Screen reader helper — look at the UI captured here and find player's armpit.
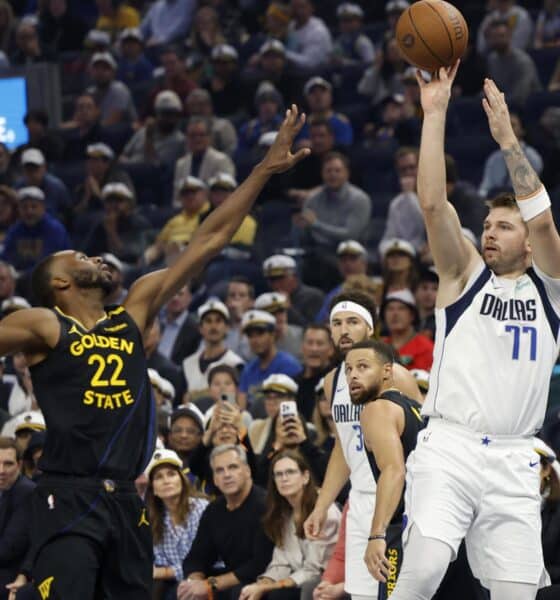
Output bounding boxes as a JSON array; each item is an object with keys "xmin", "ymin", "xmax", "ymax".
[{"xmin": 0, "ymin": 308, "xmax": 58, "ymax": 359}]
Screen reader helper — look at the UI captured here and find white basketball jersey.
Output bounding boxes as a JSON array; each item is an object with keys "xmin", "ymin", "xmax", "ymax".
[
  {"xmin": 423, "ymin": 262, "xmax": 560, "ymax": 435},
  {"xmin": 332, "ymin": 362, "xmax": 376, "ymax": 493}
]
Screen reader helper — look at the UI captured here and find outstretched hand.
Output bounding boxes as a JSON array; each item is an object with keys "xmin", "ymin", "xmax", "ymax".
[
  {"xmin": 415, "ymin": 61, "xmax": 460, "ymax": 116},
  {"xmin": 260, "ymin": 105, "xmax": 310, "ymax": 174},
  {"xmin": 482, "ymin": 78, "xmax": 517, "ymax": 148}
]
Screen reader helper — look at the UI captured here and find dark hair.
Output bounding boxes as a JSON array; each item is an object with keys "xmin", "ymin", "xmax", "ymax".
[
  {"xmin": 487, "ymin": 17, "xmax": 510, "ymax": 31},
  {"xmin": 145, "ymin": 463, "xmax": 196, "ymax": 544},
  {"xmin": 347, "ymin": 339, "xmax": 396, "ymax": 365},
  {"xmin": 160, "ymin": 44, "xmax": 184, "ymax": 59},
  {"xmin": 31, "ymin": 254, "xmax": 56, "ymax": 307},
  {"xmin": 24, "ymin": 109, "xmax": 48, "ymax": 127},
  {"xmin": 303, "ymin": 323, "xmax": 331, "ymax": 338},
  {"xmin": 329, "ymin": 289, "xmax": 377, "ymax": 326},
  {"xmin": 394, "ymin": 146, "xmax": 419, "ymax": 164},
  {"xmin": 485, "ymin": 192, "xmax": 519, "ymax": 211},
  {"xmin": 322, "ymin": 151, "xmax": 350, "ymax": 170},
  {"xmin": 208, "ymin": 364, "xmax": 239, "ymax": 386},
  {"xmin": 227, "ymin": 276, "xmax": 255, "ymax": 299},
  {"xmin": 309, "ymin": 118, "xmax": 334, "ymax": 135},
  {"xmin": 262, "ymin": 449, "xmax": 318, "ymax": 547},
  {"xmin": 0, "ymin": 436, "xmax": 21, "ymax": 460}
]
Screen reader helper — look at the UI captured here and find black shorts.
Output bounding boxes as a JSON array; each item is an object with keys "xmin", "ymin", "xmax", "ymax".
[
  {"xmin": 378, "ymin": 522, "xmax": 404, "ymax": 600},
  {"xmin": 29, "ymin": 475, "xmax": 152, "ymax": 600}
]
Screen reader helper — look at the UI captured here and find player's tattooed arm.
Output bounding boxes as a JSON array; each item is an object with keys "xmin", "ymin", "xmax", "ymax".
[{"xmin": 501, "ymin": 143, "xmax": 542, "ymax": 198}]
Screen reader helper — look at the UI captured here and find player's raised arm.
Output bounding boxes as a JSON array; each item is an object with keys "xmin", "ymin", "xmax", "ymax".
[
  {"xmin": 124, "ymin": 106, "xmax": 310, "ymax": 331},
  {"xmin": 0, "ymin": 308, "xmax": 57, "ymax": 359},
  {"xmin": 482, "ymin": 78, "xmax": 560, "ymax": 278},
  {"xmin": 416, "ymin": 63, "xmax": 480, "ymax": 286}
]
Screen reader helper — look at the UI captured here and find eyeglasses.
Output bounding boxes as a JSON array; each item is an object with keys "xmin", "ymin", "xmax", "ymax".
[
  {"xmin": 170, "ymin": 427, "xmax": 201, "ymax": 436},
  {"xmin": 273, "ymin": 468, "xmax": 300, "ymax": 480}
]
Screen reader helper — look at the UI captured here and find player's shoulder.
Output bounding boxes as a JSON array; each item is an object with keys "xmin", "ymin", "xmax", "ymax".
[{"xmin": 2, "ymin": 306, "xmax": 57, "ymax": 327}]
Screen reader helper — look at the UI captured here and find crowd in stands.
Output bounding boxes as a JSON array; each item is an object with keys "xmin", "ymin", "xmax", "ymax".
[{"xmin": 1, "ymin": 0, "xmax": 560, "ymax": 599}]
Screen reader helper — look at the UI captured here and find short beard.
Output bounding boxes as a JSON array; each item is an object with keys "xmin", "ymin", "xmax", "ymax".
[
  {"xmin": 350, "ymin": 382, "xmax": 380, "ymax": 406},
  {"xmin": 72, "ymin": 269, "xmax": 113, "ymax": 297}
]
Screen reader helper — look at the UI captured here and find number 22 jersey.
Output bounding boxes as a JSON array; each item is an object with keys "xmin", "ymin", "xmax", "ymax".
[
  {"xmin": 30, "ymin": 306, "xmax": 156, "ymax": 480},
  {"xmin": 424, "ymin": 261, "xmax": 560, "ymax": 436}
]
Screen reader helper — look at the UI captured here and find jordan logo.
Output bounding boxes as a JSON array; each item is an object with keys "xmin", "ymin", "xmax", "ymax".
[
  {"xmin": 138, "ymin": 508, "xmax": 150, "ymax": 527},
  {"xmin": 38, "ymin": 576, "xmax": 54, "ymax": 599},
  {"xmin": 68, "ymin": 324, "xmax": 83, "ymax": 336}
]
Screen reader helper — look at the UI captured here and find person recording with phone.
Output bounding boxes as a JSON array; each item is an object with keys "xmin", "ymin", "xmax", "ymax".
[{"xmin": 248, "ymin": 374, "xmax": 328, "ymax": 486}]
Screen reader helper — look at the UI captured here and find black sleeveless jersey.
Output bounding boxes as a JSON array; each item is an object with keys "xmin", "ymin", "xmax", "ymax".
[
  {"xmin": 364, "ymin": 389, "xmax": 425, "ymax": 523},
  {"xmin": 30, "ymin": 306, "xmax": 156, "ymax": 480}
]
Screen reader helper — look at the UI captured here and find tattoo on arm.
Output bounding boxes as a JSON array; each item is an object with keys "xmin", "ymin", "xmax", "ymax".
[{"xmin": 502, "ymin": 143, "xmax": 541, "ymax": 197}]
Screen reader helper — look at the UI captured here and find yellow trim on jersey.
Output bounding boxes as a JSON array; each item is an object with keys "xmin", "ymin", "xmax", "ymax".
[
  {"xmin": 107, "ymin": 306, "xmax": 125, "ymax": 317},
  {"xmin": 410, "ymin": 406, "xmax": 423, "ymax": 423},
  {"xmin": 54, "ymin": 306, "xmax": 109, "ymax": 331}
]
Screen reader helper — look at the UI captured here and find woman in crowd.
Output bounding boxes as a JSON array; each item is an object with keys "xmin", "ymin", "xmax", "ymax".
[
  {"xmin": 240, "ymin": 450, "xmax": 340, "ymax": 600},
  {"xmin": 145, "ymin": 448, "xmax": 209, "ymax": 600}
]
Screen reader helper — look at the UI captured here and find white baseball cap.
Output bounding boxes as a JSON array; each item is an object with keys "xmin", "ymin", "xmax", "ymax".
[
  {"xmin": 241, "ymin": 309, "xmax": 276, "ymax": 331},
  {"xmin": 379, "ymin": 238, "xmax": 416, "ymax": 260},
  {"xmin": 1, "ymin": 296, "xmax": 31, "ymax": 313},
  {"xmin": 145, "ymin": 448, "xmax": 183, "ymax": 478},
  {"xmin": 21, "ymin": 148, "xmax": 45, "ymax": 166},
  {"xmin": 148, "ymin": 368, "xmax": 175, "ymax": 400},
  {"xmin": 384, "ymin": 288, "xmax": 417, "ymax": 310},
  {"xmin": 263, "ymin": 254, "xmax": 296, "ymax": 277},
  {"xmin": 18, "ymin": 186, "xmax": 45, "ymax": 202},
  {"xmin": 178, "ymin": 176, "xmax": 207, "ymax": 192},
  {"xmin": 259, "ymin": 39, "xmax": 286, "ymax": 56},
  {"xmin": 262, "ymin": 373, "xmax": 298, "ymax": 395},
  {"xmin": 85, "ymin": 29, "xmax": 111, "ymax": 48},
  {"xmin": 304, "ymin": 76, "xmax": 332, "ymax": 96},
  {"xmin": 101, "ymin": 252, "xmax": 123, "ymax": 272},
  {"xmin": 337, "ymin": 240, "xmax": 367, "ymax": 257},
  {"xmin": 14, "ymin": 410, "xmax": 46, "ymax": 434},
  {"xmin": 197, "ymin": 298, "xmax": 230, "ymax": 322},
  {"xmin": 90, "ymin": 51, "xmax": 117, "ymax": 69},
  {"xmin": 337, "ymin": 3, "xmax": 364, "ymax": 18},
  {"xmin": 101, "ymin": 182, "xmax": 134, "ymax": 201},
  {"xmin": 155, "ymin": 90, "xmax": 182, "ymax": 112},
  {"xmin": 410, "ymin": 369, "xmax": 430, "ymax": 392},
  {"xmin": 211, "ymin": 44, "xmax": 239, "ymax": 61},
  {"xmin": 254, "ymin": 292, "xmax": 288, "ymax": 313},
  {"xmin": 119, "ymin": 27, "xmax": 143, "ymax": 43},
  {"xmin": 258, "ymin": 131, "xmax": 278, "ymax": 147},
  {"xmin": 86, "ymin": 142, "xmax": 114, "ymax": 160},
  {"xmin": 208, "ymin": 173, "xmax": 237, "ymax": 190}
]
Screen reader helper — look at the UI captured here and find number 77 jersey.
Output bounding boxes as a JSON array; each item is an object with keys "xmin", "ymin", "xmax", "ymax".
[
  {"xmin": 423, "ymin": 262, "xmax": 560, "ymax": 436},
  {"xmin": 29, "ymin": 305, "xmax": 156, "ymax": 480}
]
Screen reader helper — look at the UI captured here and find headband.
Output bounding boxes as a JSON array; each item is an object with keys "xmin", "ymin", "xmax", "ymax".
[{"xmin": 329, "ymin": 301, "xmax": 373, "ymax": 329}]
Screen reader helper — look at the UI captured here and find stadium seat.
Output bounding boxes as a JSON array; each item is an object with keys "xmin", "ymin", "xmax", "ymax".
[
  {"xmin": 527, "ymin": 47, "xmax": 560, "ymax": 88},
  {"xmin": 522, "ymin": 91, "xmax": 560, "ymax": 126},
  {"xmin": 446, "ymin": 134, "xmax": 496, "ymax": 186}
]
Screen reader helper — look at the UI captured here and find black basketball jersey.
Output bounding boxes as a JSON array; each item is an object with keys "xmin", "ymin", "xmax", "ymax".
[
  {"xmin": 364, "ymin": 389, "xmax": 425, "ymax": 523},
  {"xmin": 30, "ymin": 306, "xmax": 156, "ymax": 480}
]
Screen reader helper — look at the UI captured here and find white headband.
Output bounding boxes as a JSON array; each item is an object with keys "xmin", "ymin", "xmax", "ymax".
[{"xmin": 330, "ymin": 301, "xmax": 373, "ymax": 329}]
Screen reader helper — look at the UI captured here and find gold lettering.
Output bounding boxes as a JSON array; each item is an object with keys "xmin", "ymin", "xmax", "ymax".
[
  {"xmin": 123, "ymin": 389, "xmax": 134, "ymax": 405},
  {"xmin": 122, "ymin": 339, "xmax": 133, "ymax": 355},
  {"xmin": 81, "ymin": 334, "xmax": 94, "ymax": 349},
  {"xmin": 69, "ymin": 337, "xmax": 135, "ymax": 357},
  {"xmin": 83, "ymin": 390, "xmax": 95, "ymax": 405},
  {"xmin": 103, "ymin": 396, "xmax": 115, "ymax": 410},
  {"xmin": 38, "ymin": 576, "xmax": 54, "ymax": 599},
  {"xmin": 70, "ymin": 340, "xmax": 83, "ymax": 356},
  {"xmin": 82, "ymin": 389, "xmax": 135, "ymax": 409}
]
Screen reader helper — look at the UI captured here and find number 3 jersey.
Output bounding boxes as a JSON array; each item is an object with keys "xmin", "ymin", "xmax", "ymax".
[
  {"xmin": 424, "ymin": 261, "xmax": 560, "ymax": 436},
  {"xmin": 332, "ymin": 363, "xmax": 376, "ymax": 493},
  {"xmin": 30, "ymin": 306, "xmax": 156, "ymax": 480}
]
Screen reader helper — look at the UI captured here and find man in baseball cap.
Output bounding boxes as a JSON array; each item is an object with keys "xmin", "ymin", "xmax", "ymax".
[
  {"xmin": 255, "ymin": 292, "xmax": 303, "ymax": 359},
  {"xmin": 167, "ymin": 404, "xmax": 205, "ymax": 468},
  {"xmin": 334, "ymin": 3, "xmax": 375, "ymax": 66},
  {"xmin": 13, "ymin": 410, "xmax": 46, "ymax": 453}
]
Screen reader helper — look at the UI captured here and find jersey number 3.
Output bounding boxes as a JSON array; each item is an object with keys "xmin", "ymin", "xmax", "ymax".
[
  {"xmin": 352, "ymin": 424, "xmax": 364, "ymax": 452},
  {"xmin": 505, "ymin": 325, "xmax": 537, "ymax": 361}
]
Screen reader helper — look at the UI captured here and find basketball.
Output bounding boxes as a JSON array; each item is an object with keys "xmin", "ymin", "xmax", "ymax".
[{"xmin": 396, "ymin": 1, "xmax": 469, "ymax": 72}]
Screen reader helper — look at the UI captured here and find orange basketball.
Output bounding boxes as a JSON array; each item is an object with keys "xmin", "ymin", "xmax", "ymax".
[{"xmin": 396, "ymin": 0, "xmax": 469, "ymax": 72}]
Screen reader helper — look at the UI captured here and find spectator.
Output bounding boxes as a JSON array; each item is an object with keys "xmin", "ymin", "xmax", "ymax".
[
  {"xmin": 12, "ymin": 18, "xmax": 53, "ymax": 66},
  {"xmin": 186, "ymin": 89, "xmax": 238, "ymax": 157},
  {"xmin": 158, "ymin": 285, "xmax": 201, "ymax": 366},
  {"xmin": 1, "ymin": 187, "xmax": 70, "ymax": 272},
  {"xmin": 485, "ymin": 19, "xmax": 541, "ymax": 108},
  {"xmin": 84, "ymin": 28, "xmax": 112, "ymax": 53},
  {"xmin": 145, "ymin": 448, "xmax": 209, "ymax": 594},
  {"xmin": 415, "ymin": 267, "xmax": 438, "ymax": 341},
  {"xmin": 285, "ymin": 0, "xmax": 333, "ymax": 72},
  {"xmin": 167, "ymin": 405, "xmax": 205, "ymax": 470},
  {"xmin": 331, "ymin": 3, "xmax": 375, "ymax": 65},
  {"xmin": 60, "ymin": 93, "xmax": 104, "ymax": 160},
  {"xmin": 0, "ymin": 437, "xmax": 36, "ymax": 599},
  {"xmin": 534, "ymin": 0, "xmax": 560, "ymax": 48},
  {"xmin": 38, "ymin": 0, "xmax": 88, "ymax": 54},
  {"xmin": 241, "ymin": 450, "xmax": 339, "ymax": 600},
  {"xmin": 17, "ymin": 149, "xmax": 71, "ymax": 220},
  {"xmin": 87, "ymin": 52, "xmax": 138, "ymax": 126},
  {"xmin": 203, "ymin": 365, "xmax": 253, "ymax": 431},
  {"xmin": 145, "ymin": 46, "xmax": 197, "ymax": 117},
  {"xmin": 238, "ymin": 310, "xmax": 302, "ymax": 411},
  {"xmin": 297, "ymin": 154, "xmax": 371, "ymax": 287},
  {"xmin": 100, "ymin": 252, "xmax": 127, "ymax": 305},
  {"xmin": 146, "ymin": 176, "xmax": 211, "ymax": 266},
  {"xmin": 385, "ymin": 0, "xmax": 409, "ymax": 34},
  {"xmin": 311, "ymin": 378, "xmax": 337, "ymax": 454},
  {"xmin": 255, "ymin": 292, "xmax": 303, "ymax": 361},
  {"xmin": 479, "ymin": 112, "xmax": 543, "ymax": 197},
  {"xmin": 82, "ymin": 182, "xmax": 150, "ymax": 265},
  {"xmin": 263, "ymin": 255, "xmax": 325, "ymax": 327},
  {"xmin": 140, "ymin": 0, "xmax": 196, "ymax": 48},
  {"xmin": 74, "ymin": 142, "xmax": 134, "ymax": 216},
  {"xmin": 0, "ymin": 1, "xmax": 15, "ymax": 57},
  {"xmin": 0, "ymin": 188, "xmax": 18, "ymax": 252},
  {"xmin": 12, "ymin": 411, "xmax": 45, "ymax": 455},
  {"xmin": 95, "ymin": 0, "xmax": 140, "ymax": 39},
  {"xmin": 379, "ymin": 238, "xmax": 418, "ymax": 294},
  {"xmin": 121, "ymin": 90, "xmax": 185, "ymax": 166},
  {"xmin": 363, "ymin": 93, "xmax": 420, "ymax": 147},
  {"xmin": 116, "ymin": 27, "xmax": 153, "ymax": 85},
  {"xmin": 477, "ymin": 0, "xmax": 534, "ymax": 54},
  {"xmin": 182, "ymin": 300, "xmax": 244, "ymax": 400},
  {"xmin": 382, "ymin": 289, "xmax": 434, "ymax": 370},
  {"xmin": 380, "ymin": 146, "xmax": 426, "ymax": 253},
  {"xmin": 237, "ymin": 83, "xmax": 284, "ymax": 155},
  {"xmin": 21, "ymin": 429, "xmax": 45, "ymax": 482},
  {"xmin": 185, "ymin": 5, "xmax": 226, "ymax": 60},
  {"xmin": 174, "ymin": 118, "xmax": 236, "ymax": 202},
  {"xmin": 299, "ymin": 77, "xmax": 353, "ymax": 146},
  {"xmin": 295, "ymin": 325, "xmax": 334, "ymax": 421},
  {"xmin": 208, "ymin": 174, "xmax": 257, "ymax": 248},
  {"xmin": 205, "ymin": 44, "xmax": 246, "ymax": 118},
  {"xmin": 178, "ymin": 444, "xmax": 274, "ymax": 600},
  {"xmin": 0, "ymin": 143, "xmax": 14, "ymax": 188},
  {"xmin": 13, "ymin": 110, "xmax": 63, "ymax": 164},
  {"xmin": 225, "ymin": 276, "xmax": 255, "ymax": 362},
  {"xmin": 0, "ymin": 260, "xmax": 15, "ymax": 303},
  {"xmin": 315, "ymin": 240, "xmax": 369, "ymax": 324}
]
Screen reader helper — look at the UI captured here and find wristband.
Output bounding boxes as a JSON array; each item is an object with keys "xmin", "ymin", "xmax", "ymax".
[
  {"xmin": 517, "ymin": 187, "xmax": 551, "ymax": 222},
  {"xmin": 368, "ymin": 534, "xmax": 386, "ymax": 541}
]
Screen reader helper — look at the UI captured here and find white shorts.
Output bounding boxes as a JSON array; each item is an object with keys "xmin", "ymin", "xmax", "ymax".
[
  {"xmin": 403, "ymin": 419, "xmax": 549, "ymax": 589},
  {"xmin": 345, "ymin": 488, "xmax": 377, "ymax": 597}
]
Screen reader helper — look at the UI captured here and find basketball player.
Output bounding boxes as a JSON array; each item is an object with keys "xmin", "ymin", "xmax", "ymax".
[
  {"xmin": 345, "ymin": 339, "xmax": 424, "ymax": 598},
  {"xmin": 304, "ymin": 290, "xmax": 422, "ymax": 600},
  {"xmin": 388, "ymin": 66, "xmax": 560, "ymax": 600},
  {"xmin": 0, "ymin": 107, "xmax": 309, "ymax": 600}
]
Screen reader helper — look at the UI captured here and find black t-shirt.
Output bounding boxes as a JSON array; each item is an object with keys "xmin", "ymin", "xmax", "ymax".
[{"xmin": 30, "ymin": 306, "xmax": 155, "ymax": 480}]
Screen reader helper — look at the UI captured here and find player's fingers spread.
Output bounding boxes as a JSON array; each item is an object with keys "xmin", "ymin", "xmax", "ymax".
[
  {"xmin": 414, "ymin": 70, "xmax": 425, "ymax": 87},
  {"xmin": 293, "ymin": 147, "xmax": 311, "ymax": 164}
]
